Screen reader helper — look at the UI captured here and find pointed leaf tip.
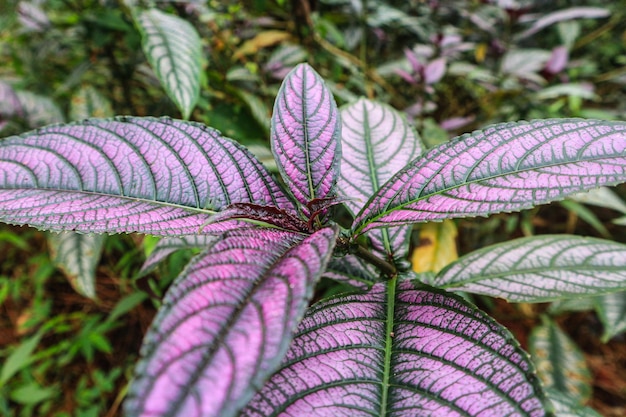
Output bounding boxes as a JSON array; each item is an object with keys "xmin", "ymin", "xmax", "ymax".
[
  {"xmin": 0, "ymin": 117, "xmax": 294, "ymax": 236},
  {"xmin": 271, "ymin": 63, "xmax": 341, "ymax": 215},
  {"xmin": 135, "ymin": 9, "xmax": 202, "ymax": 119},
  {"xmin": 435, "ymin": 235, "xmax": 626, "ymax": 302},
  {"xmin": 355, "ymin": 119, "xmax": 626, "ymax": 234},
  {"xmin": 125, "ymin": 226, "xmax": 338, "ymax": 417}
]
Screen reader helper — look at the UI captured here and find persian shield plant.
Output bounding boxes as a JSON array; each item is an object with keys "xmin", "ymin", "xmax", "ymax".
[{"xmin": 1, "ymin": 63, "xmax": 626, "ymax": 416}]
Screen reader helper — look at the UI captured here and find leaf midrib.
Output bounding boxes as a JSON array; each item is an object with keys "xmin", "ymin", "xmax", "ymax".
[{"xmin": 355, "ymin": 129, "xmax": 626, "ymax": 234}]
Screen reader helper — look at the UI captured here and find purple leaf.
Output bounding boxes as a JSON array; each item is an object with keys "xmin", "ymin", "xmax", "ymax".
[
  {"xmin": 354, "ymin": 119, "xmax": 626, "ymax": 234},
  {"xmin": 0, "ymin": 117, "xmax": 295, "ymax": 236},
  {"xmin": 340, "ymin": 99, "xmax": 422, "ymax": 258},
  {"xmin": 124, "ymin": 226, "xmax": 338, "ymax": 417},
  {"xmin": 404, "ymin": 48, "xmax": 423, "ymax": 74},
  {"xmin": 0, "ymin": 82, "xmax": 24, "ymax": 122},
  {"xmin": 14, "ymin": 90, "xmax": 64, "ymax": 127},
  {"xmin": 424, "ymin": 57, "xmax": 447, "ymax": 85},
  {"xmin": 207, "ymin": 203, "xmax": 309, "ymax": 232},
  {"xmin": 517, "ymin": 7, "xmax": 610, "ymax": 40},
  {"xmin": 440, "ymin": 115, "xmax": 476, "ymax": 131},
  {"xmin": 243, "ymin": 280, "xmax": 548, "ymax": 416},
  {"xmin": 395, "ymin": 68, "xmax": 417, "ymax": 85},
  {"xmin": 544, "ymin": 46, "xmax": 569, "ymax": 75},
  {"xmin": 435, "ymin": 235, "xmax": 626, "ymax": 302},
  {"xmin": 17, "ymin": 1, "xmax": 50, "ymax": 32},
  {"xmin": 271, "ymin": 63, "xmax": 341, "ymax": 215}
]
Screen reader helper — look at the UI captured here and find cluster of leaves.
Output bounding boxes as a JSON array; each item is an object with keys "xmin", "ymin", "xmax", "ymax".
[{"xmin": 0, "ymin": 0, "xmax": 626, "ymax": 416}]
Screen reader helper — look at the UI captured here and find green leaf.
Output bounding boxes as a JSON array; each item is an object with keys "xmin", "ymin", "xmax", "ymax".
[
  {"xmin": 529, "ymin": 317, "xmax": 592, "ymax": 404},
  {"xmin": 9, "ymin": 382, "xmax": 57, "ymax": 405},
  {"xmin": 0, "ymin": 330, "xmax": 44, "ymax": 386},
  {"xmin": 594, "ymin": 291, "xmax": 626, "ymax": 342},
  {"xmin": 134, "ymin": 8, "xmax": 202, "ymax": 119},
  {"xmin": 105, "ymin": 291, "xmax": 148, "ymax": 324},
  {"xmin": 546, "ymin": 388, "xmax": 602, "ymax": 417},
  {"xmin": 569, "ymin": 186, "xmax": 626, "ymax": 215},
  {"xmin": 559, "ymin": 200, "xmax": 610, "ymax": 238},
  {"xmin": 48, "ymin": 232, "xmax": 105, "ymax": 299},
  {"xmin": 70, "ymin": 85, "xmax": 114, "ymax": 120}
]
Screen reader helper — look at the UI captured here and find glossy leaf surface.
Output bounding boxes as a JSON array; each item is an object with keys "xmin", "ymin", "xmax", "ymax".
[
  {"xmin": 243, "ymin": 280, "xmax": 547, "ymax": 417},
  {"xmin": 355, "ymin": 119, "xmax": 626, "ymax": 234},
  {"xmin": 340, "ymin": 99, "xmax": 421, "ymax": 258},
  {"xmin": 0, "ymin": 117, "xmax": 293, "ymax": 236},
  {"xmin": 271, "ymin": 63, "xmax": 341, "ymax": 213},
  {"xmin": 134, "ymin": 9, "xmax": 202, "ymax": 119},
  {"xmin": 435, "ymin": 235, "xmax": 626, "ymax": 302},
  {"xmin": 48, "ymin": 232, "xmax": 104, "ymax": 299},
  {"xmin": 125, "ymin": 227, "xmax": 337, "ymax": 417}
]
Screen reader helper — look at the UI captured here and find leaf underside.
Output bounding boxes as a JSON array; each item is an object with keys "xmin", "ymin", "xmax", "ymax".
[
  {"xmin": 125, "ymin": 227, "xmax": 337, "ymax": 417},
  {"xmin": 354, "ymin": 119, "xmax": 626, "ymax": 234},
  {"xmin": 135, "ymin": 9, "xmax": 202, "ymax": 119},
  {"xmin": 271, "ymin": 63, "xmax": 341, "ymax": 214},
  {"xmin": 0, "ymin": 117, "xmax": 294, "ymax": 236},
  {"xmin": 435, "ymin": 235, "xmax": 626, "ymax": 302},
  {"xmin": 243, "ymin": 280, "xmax": 547, "ymax": 417}
]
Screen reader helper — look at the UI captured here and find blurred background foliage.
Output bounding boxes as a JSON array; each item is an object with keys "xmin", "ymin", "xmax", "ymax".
[{"xmin": 0, "ymin": 0, "xmax": 625, "ymax": 415}]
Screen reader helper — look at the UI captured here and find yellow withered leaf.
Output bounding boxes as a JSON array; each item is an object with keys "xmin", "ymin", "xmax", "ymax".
[
  {"xmin": 412, "ymin": 219, "xmax": 458, "ymax": 273},
  {"xmin": 233, "ymin": 30, "xmax": 292, "ymax": 60}
]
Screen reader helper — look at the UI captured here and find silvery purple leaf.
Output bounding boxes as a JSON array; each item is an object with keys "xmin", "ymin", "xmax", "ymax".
[
  {"xmin": 544, "ymin": 46, "xmax": 569, "ymax": 75},
  {"xmin": 354, "ymin": 119, "xmax": 626, "ymax": 234},
  {"xmin": 243, "ymin": 280, "xmax": 548, "ymax": 416},
  {"xmin": 339, "ymin": 99, "xmax": 421, "ymax": 258},
  {"xmin": 139, "ymin": 235, "xmax": 218, "ymax": 276},
  {"xmin": 134, "ymin": 9, "xmax": 202, "ymax": 120},
  {"xmin": 517, "ymin": 7, "xmax": 610, "ymax": 40},
  {"xmin": 594, "ymin": 292, "xmax": 626, "ymax": 342},
  {"xmin": 435, "ymin": 235, "xmax": 626, "ymax": 302},
  {"xmin": 0, "ymin": 82, "xmax": 23, "ymax": 122},
  {"xmin": 271, "ymin": 64, "xmax": 341, "ymax": 215},
  {"xmin": 404, "ymin": 48, "xmax": 423, "ymax": 74},
  {"xmin": 424, "ymin": 57, "xmax": 447, "ymax": 85},
  {"xmin": 124, "ymin": 227, "xmax": 337, "ymax": 417},
  {"xmin": 0, "ymin": 117, "xmax": 294, "ymax": 236},
  {"xmin": 17, "ymin": 1, "xmax": 50, "ymax": 33},
  {"xmin": 14, "ymin": 90, "xmax": 64, "ymax": 127},
  {"xmin": 48, "ymin": 232, "xmax": 105, "ymax": 299}
]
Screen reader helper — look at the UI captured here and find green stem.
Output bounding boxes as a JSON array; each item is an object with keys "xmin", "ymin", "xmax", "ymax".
[
  {"xmin": 351, "ymin": 243, "xmax": 397, "ymax": 278},
  {"xmin": 380, "ymin": 275, "xmax": 397, "ymax": 415}
]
